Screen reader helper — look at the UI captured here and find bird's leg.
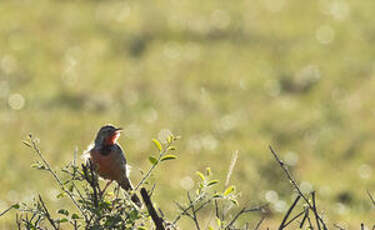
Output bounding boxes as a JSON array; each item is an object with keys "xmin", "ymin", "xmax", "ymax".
[{"xmin": 101, "ymin": 180, "xmax": 113, "ymax": 195}]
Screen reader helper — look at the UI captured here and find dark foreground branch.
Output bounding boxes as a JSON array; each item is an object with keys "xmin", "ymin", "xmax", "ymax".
[{"xmin": 140, "ymin": 188, "xmax": 165, "ymax": 230}]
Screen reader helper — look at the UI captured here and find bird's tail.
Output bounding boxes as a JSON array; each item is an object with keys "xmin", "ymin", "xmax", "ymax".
[{"xmin": 119, "ymin": 178, "xmax": 142, "ymax": 208}]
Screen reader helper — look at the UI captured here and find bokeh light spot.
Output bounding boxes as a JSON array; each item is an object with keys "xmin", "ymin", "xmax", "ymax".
[
  {"xmin": 358, "ymin": 164, "xmax": 372, "ymax": 179},
  {"xmin": 265, "ymin": 190, "xmax": 278, "ymax": 203},
  {"xmin": 284, "ymin": 151, "xmax": 298, "ymax": 166},
  {"xmin": 300, "ymin": 181, "xmax": 313, "ymax": 193},
  {"xmin": 8, "ymin": 93, "xmax": 25, "ymax": 110},
  {"xmin": 180, "ymin": 176, "xmax": 194, "ymax": 191}
]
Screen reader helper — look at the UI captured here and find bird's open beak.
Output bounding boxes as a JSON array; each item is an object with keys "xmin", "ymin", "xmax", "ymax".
[{"xmin": 114, "ymin": 127, "xmax": 123, "ymax": 133}]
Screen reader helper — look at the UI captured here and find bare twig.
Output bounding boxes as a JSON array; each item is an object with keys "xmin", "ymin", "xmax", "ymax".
[
  {"xmin": 269, "ymin": 146, "xmax": 327, "ymax": 230},
  {"xmin": 225, "ymin": 150, "xmax": 239, "ymax": 187},
  {"xmin": 278, "ymin": 195, "xmax": 301, "ymax": 229},
  {"xmin": 172, "ymin": 192, "xmax": 204, "ymax": 225},
  {"xmin": 299, "ymin": 207, "xmax": 309, "ymax": 229},
  {"xmin": 311, "ymin": 191, "xmax": 322, "ymax": 230},
  {"xmin": 214, "ymin": 199, "xmax": 220, "ymax": 221},
  {"xmin": 140, "ymin": 188, "xmax": 165, "ymax": 230},
  {"xmin": 254, "ymin": 216, "xmax": 265, "ymax": 230},
  {"xmin": 188, "ymin": 192, "xmax": 201, "ymax": 230},
  {"xmin": 0, "ymin": 205, "xmax": 16, "ymax": 217},
  {"xmin": 225, "ymin": 205, "xmax": 266, "ymax": 229},
  {"xmin": 367, "ymin": 190, "xmax": 375, "ymax": 207},
  {"xmin": 16, "ymin": 214, "xmax": 21, "ymax": 230},
  {"xmin": 284, "ymin": 210, "xmax": 304, "ymax": 227},
  {"xmin": 38, "ymin": 195, "xmax": 58, "ymax": 230},
  {"xmin": 269, "ymin": 146, "xmax": 310, "ymax": 204},
  {"xmin": 26, "ymin": 136, "xmax": 86, "ymax": 219}
]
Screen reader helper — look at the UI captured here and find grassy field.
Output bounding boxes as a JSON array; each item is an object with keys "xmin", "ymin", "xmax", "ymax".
[{"xmin": 0, "ymin": 0, "xmax": 374, "ymax": 228}]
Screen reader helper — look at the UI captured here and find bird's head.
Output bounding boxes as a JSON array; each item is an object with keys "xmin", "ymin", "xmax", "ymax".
[{"xmin": 94, "ymin": 125, "xmax": 123, "ymax": 146}]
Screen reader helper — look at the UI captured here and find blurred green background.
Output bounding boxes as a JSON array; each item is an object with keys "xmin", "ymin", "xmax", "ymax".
[{"xmin": 0, "ymin": 0, "xmax": 374, "ymax": 228}]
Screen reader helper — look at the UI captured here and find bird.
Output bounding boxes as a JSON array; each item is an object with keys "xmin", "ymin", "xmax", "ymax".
[{"xmin": 87, "ymin": 124, "xmax": 142, "ymax": 207}]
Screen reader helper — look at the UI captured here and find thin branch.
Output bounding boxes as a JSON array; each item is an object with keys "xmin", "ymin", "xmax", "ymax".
[
  {"xmin": 367, "ymin": 190, "xmax": 375, "ymax": 207},
  {"xmin": 254, "ymin": 216, "xmax": 265, "ymax": 230},
  {"xmin": 311, "ymin": 191, "xmax": 322, "ymax": 230},
  {"xmin": 225, "ymin": 150, "xmax": 239, "ymax": 187},
  {"xmin": 175, "ymin": 201, "xmax": 194, "ymax": 219},
  {"xmin": 269, "ymin": 146, "xmax": 310, "ymax": 205},
  {"xmin": 26, "ymin": 136, "xmax": 86, "ymax": 219},
  {"xmin": 172, "ymin": 193, "xmax": 204, "ymax": 225},
  {"xmin": 134, "ymin": 142, "xmax": 172, "ymax": 191},
  {"xmin": 284, "ymin": 210, "xmax": 304, "ymax": 227},
  {"xmin": 225, "ymin": 205, "xmax": 266, "ymax": 229},
  {"xmin": 278, "ymin": 195, "xmax": 301, "ymax": 229},
  {"xmin": 269, "ymin": 146, "xmax": 327, "ymax": 230},
  {"xmin": 38, "ymin": 195, "xmax": 58, "ymax": 230},
  {"xmin": 214, "ymin": 199, "xmax": 220, "ymax": 220},
  {"xmin": 0, "ymin": 205, "xmax": 16, "ymax": 217},
  {"xmin": 299, "ymin": 207, "xmax": 309, "ymax": 229},
  {"xmin": 188, "ymin": 192, "xmax": 201, "ymax": 230}
]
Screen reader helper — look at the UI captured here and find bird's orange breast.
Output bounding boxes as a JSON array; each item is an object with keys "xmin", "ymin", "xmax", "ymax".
[{"xmin": 90, "ymin": 148, "xmax": 122, "ymax": 181}]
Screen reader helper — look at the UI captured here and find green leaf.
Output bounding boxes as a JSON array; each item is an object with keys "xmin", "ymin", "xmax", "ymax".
[
  {"xmin": 71, "ymin": 213, "xmax": 80, "ymax": 219},
  {"xmin": 56, "ymin": 192, "xmax": 65, "ymax": 199},
  {"xmin": 167, "ymin": 135, "xmax": 173, "ymax": 144},
  {"xmin": 57, "ymin": 209, "xmax": 69, "ymax": 216},
  {"xmin": 12, "ymin": 203, "xmax": 20, "ymax": 209},
  {"xmin": 206, "ymin": 167, "xmax": 212, "ymax": 176},
  {"xmin": 68, "ymin": 184, "xmax": 74, "ymax": 192},
  {"xmin": 138, "ymin": 227, "xmax": 147, "ymax": 230},
  {"xmin": 23, "ymin": 141, "xmax": 32, "ymax": 148},
  {"xmin": 207, "ymin": 180, "xmax": 219, "ymax": 186},
  {"xmin": 196, "ymin": 171, "xmax": 205, "ymax": 181},
  {"xmin": 208, "ymin": 227, "xmax": 214, "ymax": 230},
  {"xmin": 148, "ymin": 156, "xmax": 158, "ymax": 165},
  {"xmin": 152, "ymin": 138, "xmax": 162, "ymax": 151},
  {"xmin": 167, "ymin": 146, "xmax": 176, "ymax": 151},
  {"xmin": 230, "ymin": 198, "xmax": 239, "ymax": 206},
  {"xmin": 212, "ymin": 193, "xmax": 221, "ymax": 198},
  {"xmin": 216, "ymin": 217, "xmax": 222, "ymax": 227},
  {"xmin": 160, "ymin": 154, "xmax": 177, "ymax": 161},
  {"xmin": 57, "ymin": 218, "xmax": 68, "ymax": 223},
  {"xmin": 224, "ymin": 185, "xmax": 235, "ymax": 196}
]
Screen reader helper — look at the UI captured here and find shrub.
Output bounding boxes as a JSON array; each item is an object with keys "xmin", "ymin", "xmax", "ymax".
[{"xmin": 6, "ymin": 133, "xmax": 265, "ymax": 230}]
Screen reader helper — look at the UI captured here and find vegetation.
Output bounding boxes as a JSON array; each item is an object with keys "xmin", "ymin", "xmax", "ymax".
[{"xmin": 0, "ymin": 0, "xmax": 374, "ymax": 228}]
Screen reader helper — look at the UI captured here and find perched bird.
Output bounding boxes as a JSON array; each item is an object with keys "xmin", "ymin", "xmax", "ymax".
[{"xmin": 87, "ymin": 124, "xmax": 142, "ymax": 207}]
